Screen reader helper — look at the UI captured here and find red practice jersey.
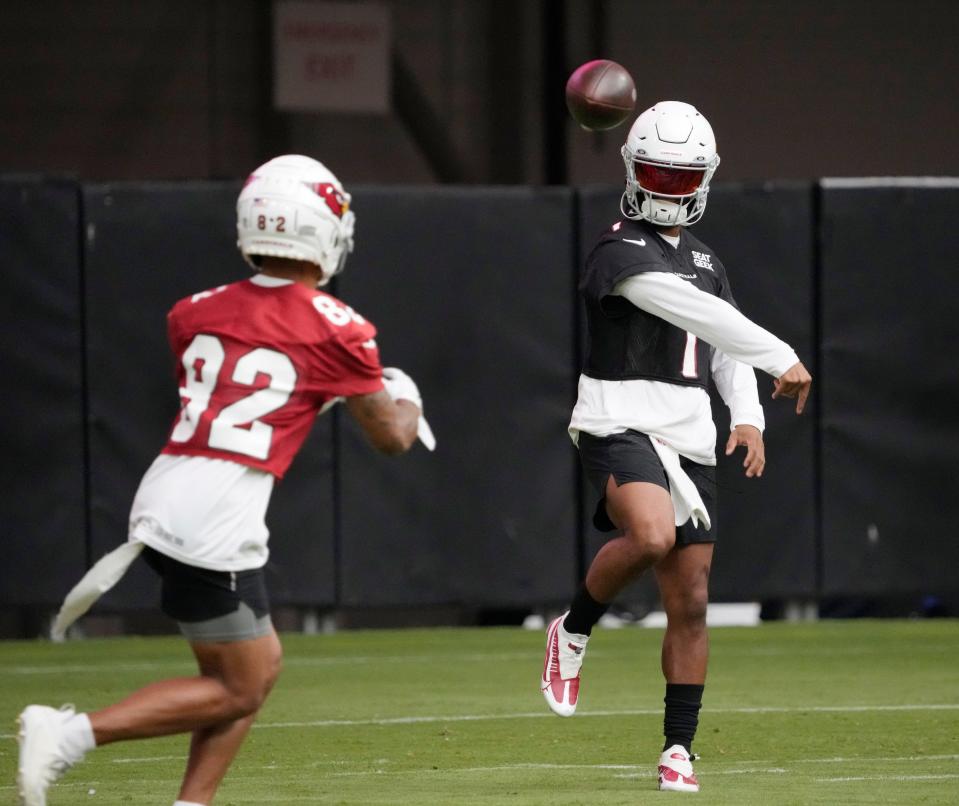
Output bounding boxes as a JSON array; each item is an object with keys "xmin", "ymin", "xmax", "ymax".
[{"xmin": 161, "ymin": 276, "xmax": 384, "ymax": 477}]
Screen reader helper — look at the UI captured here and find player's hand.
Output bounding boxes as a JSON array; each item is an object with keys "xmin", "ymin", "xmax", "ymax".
[
  {"xmin": 382, "ymin": 367, "xmax": 436, "ymax": 451},
  {"xmin": 772, "ymin": 361, "xmax": 812, "ymax": 414},
  {"xmin": 382, "ymin": 367, "xmax": 422, "ymax": 411},
  {"xmin": 725, "ymin": 424, "xmax": 765, "ymax": 478}
]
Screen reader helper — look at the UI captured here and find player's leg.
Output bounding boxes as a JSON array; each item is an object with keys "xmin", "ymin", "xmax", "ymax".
[
  {"xmin": 92, "ymin": 554, "xmax": 279, "ymax": 746},
  {"xmin": 653, "ymin": 541, "xmax": 712, "ymax": 793},
  {"xmin": 656, "ymin": 461, "xmax": 716, "ymax": 744},
  {"xmin": 652, "ymin": 459, "xmax": 716, "ymax": 793},
  {"xmin": 584, "ymin": 476, "xmax": 677, "ymax": 602},
  {"xmin": 176, "ymin": 629, "xmax": 283, "ymax": 804},
  {"xmin": 656, "ymin": 541, "xmax": 713, "ymax": 711},
  {"xmin": 89, "ymin": 629, "xmax": 280, "ymax": 743},
  {"xmin": 16, "ymin": 629, "xmax": 280, "ymax": 806},
  {"xmin": 571, "ymin": 431, "xmax": 679, "ymax": 627},
  {"xmin": 17, "ymin": 552, "xmax": 279, "ymax": 806},
  {"xmin": 544, "ymin": 432, "xmax": 677, "ymax": 716}
]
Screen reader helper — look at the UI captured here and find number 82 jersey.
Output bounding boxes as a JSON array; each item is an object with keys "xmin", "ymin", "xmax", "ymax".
[{"xmin": 161, "ymin": 275, "xmax": 384, "ymax": 478}]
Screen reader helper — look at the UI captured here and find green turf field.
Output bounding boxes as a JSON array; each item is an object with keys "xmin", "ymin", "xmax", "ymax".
[{"xmin": 1, "ymin": 620, "xmax": 957, "ymax": 804}]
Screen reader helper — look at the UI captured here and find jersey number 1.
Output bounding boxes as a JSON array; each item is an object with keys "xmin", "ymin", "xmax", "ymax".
[
  {"xmin": 681, "ymin": 332, "xmax": 698, "ymax": 379},
  {"xmin": 169, "ymin": 334, "xmax": 297, "ymax": 460}
]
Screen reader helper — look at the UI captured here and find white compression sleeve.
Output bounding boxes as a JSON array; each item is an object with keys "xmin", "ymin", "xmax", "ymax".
[
  {"xmin": 711, "ymin": 349, "xmax": 765, "ymax": 432},
  {"xmin": 615, "ymin": 272, "xmax": 799, "ymax": 378}
]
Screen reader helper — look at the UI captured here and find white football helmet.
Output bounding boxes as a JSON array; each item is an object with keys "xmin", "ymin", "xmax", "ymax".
[
  {"xmin": 621, "ymin": 101, "xmax": 720, "ymax": 227},
  {"xmin": 237, "ymin": 154, "xmax": 355, "ymax": 285}
]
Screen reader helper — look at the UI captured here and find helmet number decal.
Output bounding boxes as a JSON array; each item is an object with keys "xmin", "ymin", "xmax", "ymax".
[
  {"xmin": 681, "ymin": 332, "xmax": 698, "ymax": 379},
  {"xmin": 170, "ymin": 334, "xmax": 297, "ymax": 460},
  {"xmin": 256, "ymin": 214, "xmax": 286, "ymax": 232}
]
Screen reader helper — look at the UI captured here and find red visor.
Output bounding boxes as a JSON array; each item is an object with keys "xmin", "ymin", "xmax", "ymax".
[{"xmin": 635, "ymin": 161, "xmax": 704, "ymax": 196}]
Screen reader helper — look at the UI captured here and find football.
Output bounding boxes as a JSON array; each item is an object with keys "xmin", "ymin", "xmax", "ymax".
[{"xmin": 565, "ymin": 59, "xmax": 636, "ymax": 131}]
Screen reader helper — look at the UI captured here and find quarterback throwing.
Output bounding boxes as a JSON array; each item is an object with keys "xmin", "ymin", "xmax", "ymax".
[{"xmin": 541, "ymin": 101, "xmax": 812, "ymax": 793}]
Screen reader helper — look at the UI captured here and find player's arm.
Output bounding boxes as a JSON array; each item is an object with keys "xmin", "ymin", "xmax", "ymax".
[
  {"xmin": 345, "ymin": 391, "xmax": 419, "ymax": 455},
  {"xmin": 615, "ymin": 272, "xmax": 812, "ymax": 413},
  {"xmin": 712, "ymin": 350, "xmax": 766, "ymax": 477}
]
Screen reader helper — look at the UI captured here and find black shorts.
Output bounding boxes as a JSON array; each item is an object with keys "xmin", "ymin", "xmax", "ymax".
[
  {"xmin": 577, "ymin": 429, "xmax": 717, "ymax": 545},
  {"xmin": 142, "ymin": 546, "xmax": 270, "ymax": 623}
]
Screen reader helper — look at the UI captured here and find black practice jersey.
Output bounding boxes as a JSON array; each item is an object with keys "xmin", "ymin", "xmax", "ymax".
[{"xmin": 580, "ymin": 218, "xmax": 737, "ymax": 389}]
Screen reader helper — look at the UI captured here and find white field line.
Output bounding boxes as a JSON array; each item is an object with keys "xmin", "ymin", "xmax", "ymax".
[
  {"xmin": 0, "ymin": 756, "xmax": 955, "ymax": 792},
  {"xmin": 817, "ymin": 774, "xmax": 959, "ymax": 783},
  {"xmin": 0, "ymin": 781, "xmax": 101, "ymax": 792},
  {"xmin": 252, "ymin": 703, "xmax": 959, "ymax": 730},
  {"xmin": 0, "ymin": 652, "xmax": 540, "ymax": 675},
  {"xmin": 329, "ymin": 763, "xmax": 790, "ymax": 779},
  {"xmin": 94, "ymin": 752, "xmax": 959, "ymax": 769},
  {"xmin": 1, "ymin": 703, "xmax": 956, "ymax": 741},
  {"xmin": 2, "ymin": 641, "xmax": 955, "ymax": 675},
  {"xmin": 612, "ymin": 769, "xmax": 788, "ymax": 779},
  {"xmin": 110, "ymin": 755, "xmax": 182, "ymax": 764}
]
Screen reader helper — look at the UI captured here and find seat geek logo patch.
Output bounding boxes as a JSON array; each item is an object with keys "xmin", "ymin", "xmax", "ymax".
[{"xmin": 691, "ymin": 250, "xmax": 714, "ymax": 271}]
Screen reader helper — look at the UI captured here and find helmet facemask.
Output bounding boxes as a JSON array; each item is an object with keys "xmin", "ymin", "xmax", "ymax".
[{"xmin": 621, "ymin": 149, "xmax": 720, "ymax": 226}]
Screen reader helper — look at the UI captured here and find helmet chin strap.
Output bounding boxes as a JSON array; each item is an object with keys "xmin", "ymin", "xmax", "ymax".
[{"xmin": 641, "ymin": 197, "xmax": 688, "ymax": 226}]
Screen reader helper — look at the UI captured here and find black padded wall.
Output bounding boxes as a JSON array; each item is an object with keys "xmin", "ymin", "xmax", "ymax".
[
  {"xmin": 576, "ymin": 184, "xmax": 817, "ymax": 605},
  {"xmin": 0, "ymin": 179, "xmax": 87, "ymax": 605},
  {"xmin": 7, "ymin": 177, "xmax": 957, "ymax": 618},
  {"xmin": 819, "ymin": 181, "xmax": 959, "ymax": 596},
  {"xmin": 82, "ymin": 184, "xmax": 336, "ymax": 609},
  {"xmin": 335, "ymin": 187, "xmax": 580, "ymax": 607},
  {"xmin": 695, "ymin": 183, "xmax": 817, "ymax": 600}
]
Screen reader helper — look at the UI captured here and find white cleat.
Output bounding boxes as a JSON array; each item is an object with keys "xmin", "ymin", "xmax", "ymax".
[
  {"xmin": 658, "ymin": 744, "xmax": 700, "ymax": 792},
  {"xmin": 17, "ymin": 705, "xmax": 77, "ymax": 806},
  {"xmin": 540, "ymin": 613, "xmax": 589, "ymax": 717}
]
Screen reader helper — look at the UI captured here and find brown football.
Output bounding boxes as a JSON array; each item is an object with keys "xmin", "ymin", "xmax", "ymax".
[{"xmin": 565, "ymin": 59, "xmax": 636, "ymax": 131}]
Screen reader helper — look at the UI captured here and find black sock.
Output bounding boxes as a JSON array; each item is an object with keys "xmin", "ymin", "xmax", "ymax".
[
  {"xmin": 663, "ymin": 683, "xmax": 704, "ymax": 754},
  {"xmin": 562, "ymin": 584, "xmax": 610, "ymax": 636}
]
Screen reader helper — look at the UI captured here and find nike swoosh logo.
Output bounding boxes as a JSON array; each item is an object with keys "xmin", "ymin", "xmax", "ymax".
[{"xmin": 622, "ymin": 238, "xmax": 646, "ymax": 247}]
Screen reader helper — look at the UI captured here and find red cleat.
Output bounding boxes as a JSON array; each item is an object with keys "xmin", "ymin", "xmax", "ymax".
[
  {"xmin": 540, "ymin": 613, "xmax": 588, "ymax": 717},
  {"xmin": 658, "ymin": 744, "xmax": 700, "ymax": 792}
]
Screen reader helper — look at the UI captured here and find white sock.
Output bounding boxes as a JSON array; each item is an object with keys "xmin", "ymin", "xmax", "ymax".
[
  {"xmin": 60, "ymin": 713, "xmax": 96, "ymax": 763},
  {"xmin": 173, "ymin": 801, "xmax": 207, "ymax": 806}
]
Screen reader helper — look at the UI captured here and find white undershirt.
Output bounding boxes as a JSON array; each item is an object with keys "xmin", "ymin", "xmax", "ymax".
[
  {"xmin": 569, "ymin": 234, "xmax": 799, "ymax": 466},
  {"xmin": 129, "ymin": 441, "xmax": 275, "ymax": 571}
]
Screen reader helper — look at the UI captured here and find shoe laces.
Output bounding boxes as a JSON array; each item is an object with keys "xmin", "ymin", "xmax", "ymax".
[{"xmin": 48, "ymin": 758, "xmax": 70, "ymax": 778}]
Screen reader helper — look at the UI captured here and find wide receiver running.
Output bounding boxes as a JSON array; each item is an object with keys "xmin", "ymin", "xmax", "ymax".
[
  {"xmin": 17, "ymin": 155, "xmax": 432, "ymax": 806},
  {"xmin": 541, "ymin": 101, "xmax": 811, "ymax": 792}
]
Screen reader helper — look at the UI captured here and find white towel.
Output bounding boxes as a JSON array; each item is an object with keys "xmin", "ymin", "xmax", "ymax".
[
  {"xmin": 51, "ymin": 540, "xmax": 145, "ymax": 641},
  {"xmin": 648, "ymin": 437, "xmax": 711, "ymax": 531},
  {"xmin": 417, "ymin": 415, "xmax": 436, "ymax": 451}
]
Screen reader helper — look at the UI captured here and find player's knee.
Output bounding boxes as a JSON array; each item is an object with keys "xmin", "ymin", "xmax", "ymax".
[
  {"xmin": 219, "ymin": 663, "xmax": 282, "ymax": 719},
  {"xmin": 224, "ymin": 684, "xmax": 269, "ymax": 719},
  {"xmin": 647, "ymin": 532, "xmax": 676, "ymax": 563},
  {"xmin": 624, "ymin": 524, "xmax": 674, "ymax": 565},
  {"xmin": 685, "ymin": 591, "xmax": 709, "ymax": 626},
  {"xmin": 263, "ymin": 648, "xmax": 283, "ymax": 695},
  {"xmin": 669, "ymin": 587, "xmax": 708, "ymax": 628}
]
